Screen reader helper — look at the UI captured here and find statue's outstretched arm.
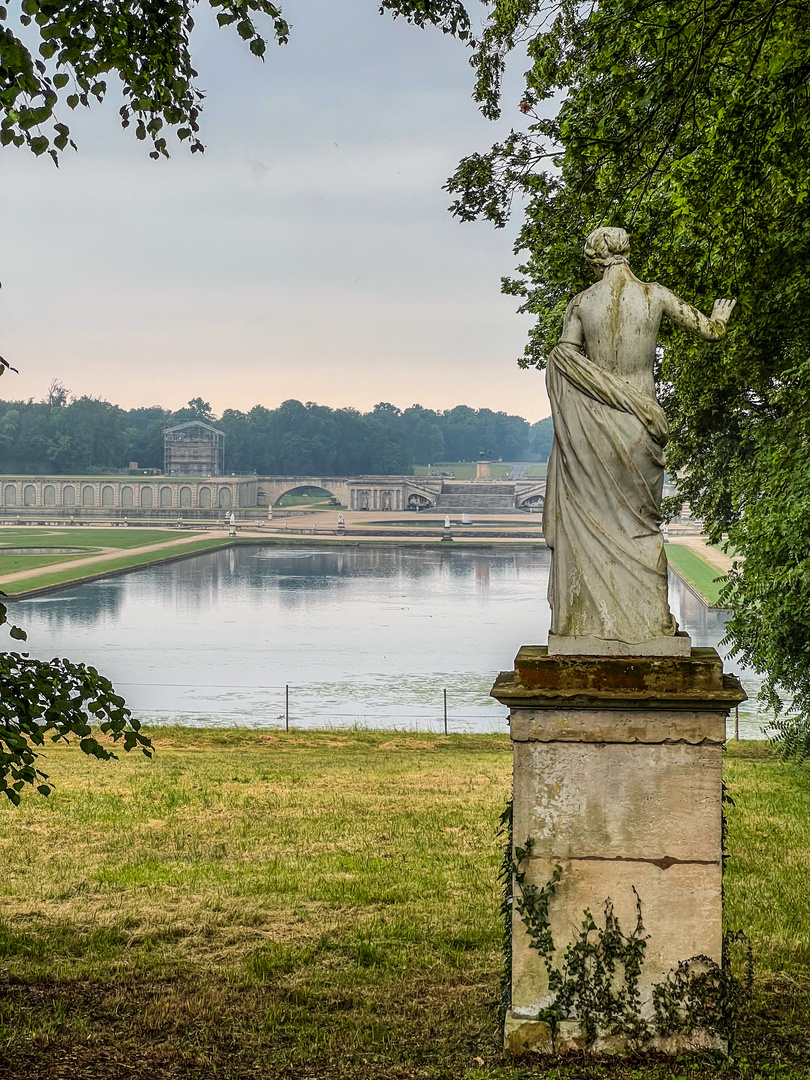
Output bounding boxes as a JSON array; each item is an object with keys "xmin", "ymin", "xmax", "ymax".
[{"xmin": 661, "ymin": 287, "xmax": 736, "ymax": 341}]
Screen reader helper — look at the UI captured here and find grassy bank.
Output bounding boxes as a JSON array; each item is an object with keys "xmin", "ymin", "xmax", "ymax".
[
  {"xmin": 1, "ymin": 535, "xmax": 550, "ymax": 599},
  {"xmin": 0, "ymin": 731, "xmax": 807, "ymax": 1078},
  {"xmin": 0, "ymin": 527, "xmax": 549, "ymax": 599},
  {"xmin": 665, "ymin": 542, "xmax": 726, "ymax": 605},
  {"xmin": 412, "ymin": 462, "xmax": 515, "ymax": 481},
  {"xmin": 0, "ymin": 527, "xmax": 214, "ymax": 596},
  {"xmin": 0, "ymin": 527, "xmax": 196, "ymax": 549},
  {"xmin": 3, "ymin": 537, "xmax": 231, "ymax": 596}
]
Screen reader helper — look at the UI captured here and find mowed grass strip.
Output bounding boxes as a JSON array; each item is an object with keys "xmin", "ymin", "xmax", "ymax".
[
  {"xmin": 2, "ymin": 537, "xmax": 228, "ymax": 596},
  {"xmin": 0, "ymin": 527, "xmax": 198, "ymax": 550},
  {"xmin": 0, "ymin": 553, "xmax": 92, "ymax": 574},
  {"xmin": 665, "ymin": 541, "xmax": 727, "ymax": 605},
  {"xmin": 412, "ymin": 462, "xmax": 515, "ymax": 481},
  {"xmin": 0, "ymin": 732, "xmax": 807, "ymax": 1079}
]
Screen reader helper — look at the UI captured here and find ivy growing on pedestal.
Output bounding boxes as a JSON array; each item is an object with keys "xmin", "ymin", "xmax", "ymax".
[{"xmin": 503, "ymin": 824, "xmax": 751, "ymax": 1049}]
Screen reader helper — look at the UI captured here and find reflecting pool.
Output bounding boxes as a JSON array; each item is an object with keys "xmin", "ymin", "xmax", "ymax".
[{"xmin": 10, "ymin": 544, "xmax": 768, "ymax": 737}]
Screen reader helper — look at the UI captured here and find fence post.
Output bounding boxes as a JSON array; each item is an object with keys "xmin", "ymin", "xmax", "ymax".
[
  {"xmin": 734, "ymin": 704, "xmax": 739, "ymax": 741},
  {"xmin": 443, "ymin": 688, "xmax": 448, "ymax": 736},
  {"xmin": 286, "ymin": 684, "xmax": 290, "ymax": 732}
]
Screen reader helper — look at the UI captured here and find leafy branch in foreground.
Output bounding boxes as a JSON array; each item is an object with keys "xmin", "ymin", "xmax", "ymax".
[
  {"xmin": 0, "ymin": 595, "xmax": 151, "ymax": 804},
  {"xmin": 0, "ymin": 0, "xmax": 290, "ymax": 161}
]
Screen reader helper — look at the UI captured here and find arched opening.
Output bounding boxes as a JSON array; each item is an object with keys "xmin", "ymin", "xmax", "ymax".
[
  {"xmin": 82, "ymin": 486, "xmax": 95, "ymax": 507},
  {"xmin": 520, "ymin": 494, "xmax": 544, "ymax": 512},
  {"xmin": 381, "ymin": 490, "xmax": 393, "ymax": 511},
  {"xmin": 408, "ymin": 493, "xmax": 432, "ymax": 510},
  {"xmin": 218, "ymin": 487, "xmax": 232, "ymax": 509},
  {"xmin": 274, "ymin": 485, "xmax": 338, "ymax": 508},
  {"xmin": 141, "ymin": 487, "xmax": 154, "ymax": 508},
  {"xmin": 101, "ymin": 485, "xmax": 115, "ymax": 507},
  {"xmin": 23, "ymin": 484, "xmax": 36, "ymax": 506},
  {"xmin": 43, "ymin": 485, "xmax": 56, "ymax": 506},
  {"xmin": 357, "ymin": 489, "xmax": 371, "ymax": 511},
  {"xmin": 160, "ymin": 486, "xmax": 173, "ymax": 508},
  {"xmin": 199, "ymin": 486, "xmax": 212, "ymax": 508},
  {"xmin": 4, "ymin": 484, "xmax": 16, "ymax": 506},
  {"xmin": 63, "ymin": 486, "xmax": 76, "ymax": 507},
  {"xmin": 180, "ymin": 486, "xmax": 192, "ymax": 508},
  {"xmin": 121, "ymin": 486, "xmax": 134, "ymax": 508}
]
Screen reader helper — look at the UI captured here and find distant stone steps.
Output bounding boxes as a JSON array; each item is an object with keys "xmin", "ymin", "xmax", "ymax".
[
  {"xmin": 436, "ymin": 495, "xmax": 516, "ymax": 509},
  {"xmin": 435, "ymin": 481, "xmax": 517, "ymax": 512},
  {"xmin": 439, "ymin": 483, "xmax": 515, "ymax": 495}
]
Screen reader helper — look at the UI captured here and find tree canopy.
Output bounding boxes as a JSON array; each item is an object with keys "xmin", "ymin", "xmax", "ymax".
[
  {"xmin": 0, "ymin": 393, "xmax": 552, "ymax": 473},
  {"xmin": 415, "ymin": 0, "xmax": 810, "ymax": 751},
  {"xmin": 0, "ymin": 0, "xmax": 289, "ymax": 160}
]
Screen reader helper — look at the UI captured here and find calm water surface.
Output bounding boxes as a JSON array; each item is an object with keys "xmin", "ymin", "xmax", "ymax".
[{"xmin": 11, "ymin": 545, "xmax": 768, "ymax": 738}]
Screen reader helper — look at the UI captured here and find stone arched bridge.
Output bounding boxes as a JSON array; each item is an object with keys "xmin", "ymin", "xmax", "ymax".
[
  {"xmin": 0, "ymin": 473, "xmax": 547, "ymax": 518},
  {"xmin": 258, "ymin": 475, "xmax": 546, "ymax": 512}
]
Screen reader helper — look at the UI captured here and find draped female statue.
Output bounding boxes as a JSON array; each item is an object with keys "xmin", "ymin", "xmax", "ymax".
[{"xmin": 544, "ymin": 227, "xmax": 735, "ymax": 652}]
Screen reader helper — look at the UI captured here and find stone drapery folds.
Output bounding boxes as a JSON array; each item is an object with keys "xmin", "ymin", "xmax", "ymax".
[{"xmin": 543, "ymin": 340, "xmax": 675, "ymax": 643}]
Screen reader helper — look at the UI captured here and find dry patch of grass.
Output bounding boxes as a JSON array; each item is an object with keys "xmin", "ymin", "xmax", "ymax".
[{"xmin": 0, "ymin": 732, "xmax": 808, "ymax": 1079}]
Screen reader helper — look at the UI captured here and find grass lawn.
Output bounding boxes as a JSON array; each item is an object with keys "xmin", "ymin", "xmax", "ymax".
[
  {"xmin": 0, "ymin": 732, "xmax": 807, "ymax": 1079},
  {"xmin": 523, "ymin": 464, "xmax": 547, "ymax": 478},
  {"xmin": 0, "ymin": 527, "xmax": 222, "ymax": 597},
  {"xmin": 0, "ymin": 527, "xmax": 199, "ymax": 550},
  {"xmin": 2, "ymin": 537, "xmax": 231, "ymax": 596},
  {"xmin": 412, "ymin": 463, "xmax": 515, "ymax": 481},
  {"xmin": 0, "ymin": 553, "xmax": 90, "ymax": 573},
  {"xmin": 276, "ymin": 490, "xmax": 344, "ymax": 508},
  {"xmin": 665, "ymin": 542, "xmax": 727, "ymax": 605}
]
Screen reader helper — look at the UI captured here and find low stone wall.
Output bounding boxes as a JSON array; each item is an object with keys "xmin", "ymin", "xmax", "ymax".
[{"xmin": 0, "ymin": 476, "xmax": 256, "ymax": 513}]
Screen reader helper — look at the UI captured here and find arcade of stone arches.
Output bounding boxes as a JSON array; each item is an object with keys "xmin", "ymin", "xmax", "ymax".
[{"xmin": 1, "ymin": 479, "xmax": 239, "ymax": 511}]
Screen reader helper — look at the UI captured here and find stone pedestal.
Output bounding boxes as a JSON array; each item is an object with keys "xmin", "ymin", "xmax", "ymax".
[{"xmin": 491, "ymin": 646, "xmax": 745, "ymax": 1055}]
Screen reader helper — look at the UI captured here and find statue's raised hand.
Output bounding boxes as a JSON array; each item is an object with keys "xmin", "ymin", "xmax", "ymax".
[{"xmin": 710, "ymin": 298, "xmax": 736, "ymax": 324}]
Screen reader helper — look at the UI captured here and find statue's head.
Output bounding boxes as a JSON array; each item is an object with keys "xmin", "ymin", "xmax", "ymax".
[{"xmin": 584, "ymin": 227, "xmax": 630, "ymax": 271}]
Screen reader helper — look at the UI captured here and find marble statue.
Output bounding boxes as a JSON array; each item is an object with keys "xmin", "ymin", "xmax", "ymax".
[{"xmin": 544, "ymin": 227, "xmax": 735, "ymax": 650}]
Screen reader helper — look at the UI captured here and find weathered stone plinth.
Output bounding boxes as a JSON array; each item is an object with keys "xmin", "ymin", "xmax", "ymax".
[
  {"xmin": 548, "ymin": 631, "xmax": 692, "ymax": 657},
  {"xmin": 491, "ymin": 646, "xmax": 746, "ymax": 1055}
]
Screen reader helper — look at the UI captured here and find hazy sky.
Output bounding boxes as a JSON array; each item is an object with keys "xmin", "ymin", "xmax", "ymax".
[{"xmin": 0, "ymin": 1, "xmax": 551, "ymax": 420}]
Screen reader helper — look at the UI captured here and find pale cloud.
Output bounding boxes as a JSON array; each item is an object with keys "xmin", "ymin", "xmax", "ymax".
[{"xmin": 0, "ymin": 0, "xmax": 550, "ymax": 420}]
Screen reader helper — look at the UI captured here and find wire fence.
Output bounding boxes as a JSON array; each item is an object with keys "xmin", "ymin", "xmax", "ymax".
[
  {"xmin": 111, "ymin": 680, "xmax": 507, "ymax": 734},
  {"xmin": 110, "ymin": 678, "xmax": 765, "ymax": 739}
]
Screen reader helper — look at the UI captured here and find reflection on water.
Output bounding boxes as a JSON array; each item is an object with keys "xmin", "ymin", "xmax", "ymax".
[{"xmin": 10, "ymin": 545, "xmax": 768, "ymax": 737}]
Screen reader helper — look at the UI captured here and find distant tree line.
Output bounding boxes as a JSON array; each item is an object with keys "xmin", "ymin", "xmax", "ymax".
[{"xmin": 0, "ymin": 386, "xmax": 553, "ymax": 476}]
